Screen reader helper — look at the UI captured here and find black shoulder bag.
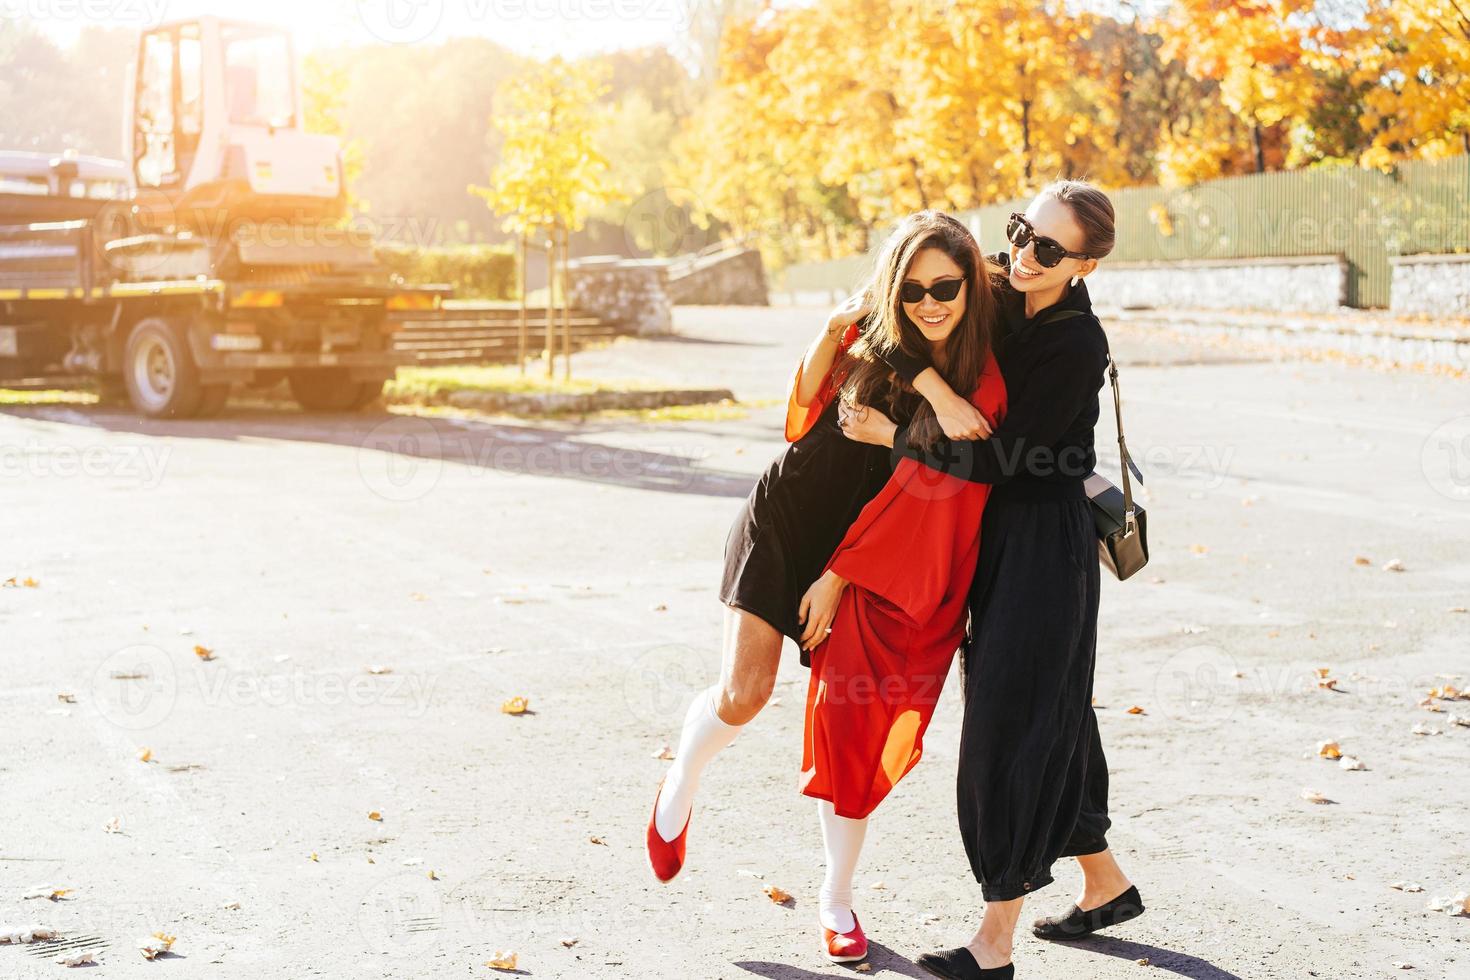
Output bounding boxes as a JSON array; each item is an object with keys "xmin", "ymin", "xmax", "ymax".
[{"xmin": 1042, "ymin": 309, "xmax": 1150, "ymax": 581}]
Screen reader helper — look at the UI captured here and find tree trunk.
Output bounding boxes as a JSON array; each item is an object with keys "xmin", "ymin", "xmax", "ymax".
[
  {"xmin": 1021, "ymin": 97, "xmax": 1033, "ymax": 185},
  {"xmin": 517, "ymin": 231, "xmax": 528, "ymax": 375},
  {"xmin": 561, "ymin": 223, "xmax": 572, "ymax": 382},
  {"xmin": 1251, "ymin": 123, "xmax": 1266, "ymax": 173},
  {"xmin": 544, "ymin": 231, "xmax": 555, "ymax": 379}
]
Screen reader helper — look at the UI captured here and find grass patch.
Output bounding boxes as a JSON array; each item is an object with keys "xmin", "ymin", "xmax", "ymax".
[
  {"xmin": 384, "ymin": 365, "xmax": 665, "ymax": 403},
  {"xmin": 0, "ymin": 387, "xmax": 97, "ymax": 406}
]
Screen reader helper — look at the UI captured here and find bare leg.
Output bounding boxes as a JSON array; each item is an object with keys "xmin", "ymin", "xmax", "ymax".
[
  {"xmin": 713, "ymin": 605, "xmax": 783, "ymax": 725},
  {"xmin": 653, "ymin": 606, "xmax": 782, "ymax": 840},
  {"xmin": 966, "ymin": 898, "xmax": 1022, "ymax": 969},
  {"xmin": 1074, "ymin": 848, "xmax": 1133, "ymax": 910}
]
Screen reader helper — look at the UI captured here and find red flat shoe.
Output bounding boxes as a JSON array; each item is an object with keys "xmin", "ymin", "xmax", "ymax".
[
  {"xmin": 645, "ymin": 779, "xmax": 690, "ymax": 883},
  {"xmin": 823, "ymin": 913, "xmax": 868, "ymax": 963}
]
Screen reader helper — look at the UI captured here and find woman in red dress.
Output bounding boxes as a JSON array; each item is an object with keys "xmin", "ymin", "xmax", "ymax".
[{"xmin": 646, "ymin": 210, "xmax": 1007, "ymax": 963}]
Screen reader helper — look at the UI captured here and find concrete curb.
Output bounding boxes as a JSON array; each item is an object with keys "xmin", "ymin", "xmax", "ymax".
[
  {"xmin": 437, "ymin": 387, "xmax": 736, "ymax": 415},
  {"xmin": 1099, "ymin": 307, "xmax": 1470, "ymax": 372}
]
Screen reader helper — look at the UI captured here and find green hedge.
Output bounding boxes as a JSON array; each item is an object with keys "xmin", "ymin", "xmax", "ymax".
[{"xmin": 375, "ymin": 243, "xmax": 518, "ymax": 300}]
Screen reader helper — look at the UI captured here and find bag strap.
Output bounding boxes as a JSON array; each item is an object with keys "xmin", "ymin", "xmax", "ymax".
[{"xmin": 1042, "ymin": 308, "xmax": 1142, "ymax": 536}]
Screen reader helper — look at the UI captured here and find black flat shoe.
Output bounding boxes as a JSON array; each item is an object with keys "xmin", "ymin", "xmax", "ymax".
[
  {"xmin": 1032, "ymin": 884, "xmax": 1145, "ymax": 940},
  {"xmin": 916, "ymin": 947, "xmax": 1014, "ymax": 980}
]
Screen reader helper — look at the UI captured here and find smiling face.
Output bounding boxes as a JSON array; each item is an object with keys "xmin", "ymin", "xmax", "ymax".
[
  {"xmin": 900, "ymin": 247, "xmax": 967, "ymax": 345},
  {"xmin": 1008, "ymin": 195, "xmax": 1097, "ymax": 294}
]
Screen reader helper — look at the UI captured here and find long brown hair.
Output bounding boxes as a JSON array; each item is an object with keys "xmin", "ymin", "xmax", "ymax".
[{"xmin": 837, "ymin": 210, "xmax": 1001, "ymax": 451}]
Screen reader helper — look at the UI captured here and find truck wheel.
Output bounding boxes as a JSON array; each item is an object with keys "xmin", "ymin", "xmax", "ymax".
[
  {"xmin": 288, "ymin": 369, "xmax": 374, "ymax": 412},
  {"xmin": 196, "ymin": 384, "xmax": 231, "ymax": 418},
  {"xmin": 124, "ymin": 318, "xmax": 203, "ymax": 418},
  {"xmin": 349, "ymin": 378, "xmax": 387, "ymax": 410}
]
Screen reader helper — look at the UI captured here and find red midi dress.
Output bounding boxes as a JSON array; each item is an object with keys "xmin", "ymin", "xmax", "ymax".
[{"xmin": 795, "ymin": 350, "xmax": 1007, "ymax": 820}]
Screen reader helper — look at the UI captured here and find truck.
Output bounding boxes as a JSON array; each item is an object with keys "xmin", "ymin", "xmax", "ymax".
[{"xmin": 0, "ymin": 17, "xmax": 444, "ymax": 418}]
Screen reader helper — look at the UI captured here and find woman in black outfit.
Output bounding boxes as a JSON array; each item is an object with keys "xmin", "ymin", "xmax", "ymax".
[{"xmin": 841, "ymin": 181, "xmax": 1144, "ymax": 980}]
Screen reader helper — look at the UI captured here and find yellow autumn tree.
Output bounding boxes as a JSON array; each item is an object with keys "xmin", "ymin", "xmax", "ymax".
[
  {"xmin": 1346, "ymin": 0, "xmax": 1470, "ymax": 165},
  {"xmin": 1157, "ymin": 0, "xmax": 1323, "ymax": 173},
  {"xmin": 470, "ymin": 58, "xmax": 624, "ymax": 376}
]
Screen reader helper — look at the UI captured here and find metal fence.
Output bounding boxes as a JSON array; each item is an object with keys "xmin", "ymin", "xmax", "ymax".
[{"xmin": 782, "ymin": 155, "xmax": 1470, "ymax": 309}]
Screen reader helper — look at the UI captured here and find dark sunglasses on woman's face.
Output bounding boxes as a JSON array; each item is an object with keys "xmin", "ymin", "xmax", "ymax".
[
  {"xmin": 899, "ymin": 278, "xmax": 965, "ymax": 304},
  {"xmin": 1006, "ymin": 212, "xmax": 1092, "ymax": 268}
]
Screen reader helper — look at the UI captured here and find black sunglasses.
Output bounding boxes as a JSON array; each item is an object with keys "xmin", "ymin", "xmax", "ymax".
[
  {"xmin": 899, "ymin": 278, "xmax": 965, "ymax": 304},
  {"xmin": 1006, "ymin": 212, "xmax": 1092, "ymax": 268}
]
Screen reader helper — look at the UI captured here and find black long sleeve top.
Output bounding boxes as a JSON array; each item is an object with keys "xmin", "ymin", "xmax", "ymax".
[{"xmin": 875, "ymin": 255, "xmax": 1109, "ymax": 501}]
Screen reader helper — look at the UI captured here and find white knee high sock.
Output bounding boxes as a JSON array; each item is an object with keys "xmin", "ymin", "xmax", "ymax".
[
  {"xmin": 818, "ymin": 800, "xmax": 868, "ymax": 934},
  {"xmin": 654, "ymin": 687, "xmax": 742, "ymax": 842}
]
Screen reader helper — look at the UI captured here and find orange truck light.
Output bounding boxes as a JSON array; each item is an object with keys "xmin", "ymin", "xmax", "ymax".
[
  {"xmin": 230, "ymin": 290, "xmax": 284, "ymax": 308},
  {"xmin": 386, "ymin": 292, "xmax": 438, "ymax": 311}
]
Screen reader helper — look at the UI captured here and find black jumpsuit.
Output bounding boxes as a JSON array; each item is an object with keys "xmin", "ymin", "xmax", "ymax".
[{"xmin": 885, "ymin": 273, "xmax": 1113, "ymax": 903}]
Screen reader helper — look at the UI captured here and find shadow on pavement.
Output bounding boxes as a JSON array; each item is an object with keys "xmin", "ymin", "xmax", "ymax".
[
  {"xmin": 736, "ymin": 940, "xmax": 929, "ymax": 977},
  {"xmin": 1052, "ymin": 936, "xmax": 1243, "ymax": 979},
  {"xmin": 1, "ymin": 404, "xmax": 758, "ymax": 499}
]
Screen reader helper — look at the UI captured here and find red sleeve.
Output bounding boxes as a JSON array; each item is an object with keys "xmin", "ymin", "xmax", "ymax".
[
  {"xmin": 823, "ymin": 356, "xmax": 1007, "ymax": 626},
  {"xmin": 785, "ymin": 322, "xmax": 859, "ymax": 442}
]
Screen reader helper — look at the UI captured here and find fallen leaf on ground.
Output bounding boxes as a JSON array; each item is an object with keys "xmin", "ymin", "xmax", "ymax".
[
  {"xmin": 368, "ymin": 811, "xmax": 383, "ymax": 822},
  {"xmin": 1411, "ymin": 724, "xmax": 1441, "ymax": 736},
  {"xmin": 1339, "ymin": 755, "xmax": 1367, "ymax": 771},
  {"xmin": 763, "ymin": 884, "xmax": 793, "ymax": 904},
  {"xmin": 1314, "ymin": 667, "xmax": 1332, "ymax": 678},
  {"xmin": 1126, "ymin": 705, "xmax": 1145, "ymax": 715},
  {"xmin": 193, "ymin": 645, "xmax": 215, "ymax": 661},
  {"xmin": 487, "ymin": 950, "xmax": 518, "ymax": 970},
  {"xmin": 309, "ymin": 852, "xmax": 319, "ymax": 862},
  {"xmin": 560, "ymin": 938, "xmax": 578, "ymax": 948},
  {"xmin": 650, "ymin": 602, "xmax": 668, "ymax": 612},
  {"xmin": 589, "ymin": 836, "xmax": 606, "ymax": 846},
  {"xmin": 1449, "ymin": 607, "xmax": 1467, "ymax": 614},
  {"xmin": 57, "ymin": 952, "xmax": 94, "ymax": 967},
  {"xmin": 1318, "ymin": 677, "xmax": 1340, "ymax": 690},
  {"xmin": 104, "ymin": 816, "xmax": 122, "ymax": 834},
  {"xmin": 1136, "ymin": 957, "xmax": 1151, "ymax": 966},
  {"xmin": 651, "ymin": 744, "xmax": 675, "ymax": 761},
  {"xmin": 138, "ymin": 748, "xmax": 153, "ymax": 763},
  {"xmin": 1353, "ymin": 556, "xmax": 1371, "ymax": 566},
  {"xmin": 1426, "ymin": 892, "xmax": 1470, "ymax": 916},
  {"xmin": 409, "ymin": 592, "xmax": 427, "ymax": 602},
  {"xmin": 1301, "ymin": 788, "xmax": 1332, "ymax": 804},
  {"xmin": 24, "ymin": 888, "xmax": 71, "ymax": 902},
  {"xmin": 1448, "ymin": 714, "xmax": 1470, "ymax": 727},
  {"xmin": 856, "ymin": 963, "xmax": 872, "ymax": 972},
  {"xmin": 1316, "ymin": 740, "xmax": 1342, "ymax": 759},
  {"xmin": 1381, "ymin": 559, "xmax": 1405, "ymax": 572},
  {"xmin": 1390, "ymin": 882, "xmax": 1425, "ymax": 893},
  {"xmin": 870, "ymin": 881, "xmax": 887, "ymax": 890},
  {"xmin": 501, "ymin": 696, "xmax": 530, "ymax": 715},
  {"xmin": 1189, "ymin": 544, "xmax": 1209, "ymax": 556},
  {"xmin": 56, "ymin": 693, "xmax": 76, "ymax": 703},
  {"xmin": 0, "ymin": 926, "xmax": 59, "ymax": 943},
  {"xmin": 138, "ymin": 932, "xmax": 175, "ymax": 960},
  {"xmin": 365, "ymin": 665, "xmax": 393, "ymax": 675}
]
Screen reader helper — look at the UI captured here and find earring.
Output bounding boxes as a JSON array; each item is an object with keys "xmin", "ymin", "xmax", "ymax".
[{"xmin": 1070, "ymin": 275, "xmax": 1081, "ymax": 287}]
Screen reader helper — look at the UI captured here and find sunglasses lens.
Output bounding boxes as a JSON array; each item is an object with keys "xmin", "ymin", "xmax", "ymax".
[
  {"xmin": 930, "ymin": 279, "xmax": 963, "ymax": 302},
  {"xmin": 899, "ymin": 283, "xmax": 925, "ymax": 303},
  {"xmin": 1006, "ymin": 217, "xmax": 1028, "ymax": 246},
  {"xmin": 1033, "ymin": 242, "xmax": 1065, "ymax": 268}
]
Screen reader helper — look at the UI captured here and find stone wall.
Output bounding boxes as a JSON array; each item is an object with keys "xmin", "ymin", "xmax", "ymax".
[
  {"xmin": 1390, "ymin": 254, "xmax": 1470, "ymax": 317},
  {"xmin": 566, "ymin": 257, "xmax": 672, "ymax": 336},
  {"xmin": 1088, "ymin": 255, "xmax": 1349, "ymax": 313},
  {"xmin": 668, "ymin": 248, "xmax": 769, "ymax": 305}
]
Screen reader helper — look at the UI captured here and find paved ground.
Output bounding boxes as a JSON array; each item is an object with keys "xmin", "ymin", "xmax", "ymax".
[{"xmin": 1, "ymin": 304, "xmax": 1468, "ymax": 979}]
